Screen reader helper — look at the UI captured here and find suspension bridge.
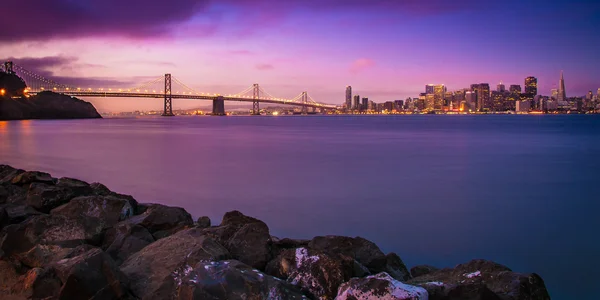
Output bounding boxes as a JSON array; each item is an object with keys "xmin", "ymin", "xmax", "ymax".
[{"xmin": 1, "ymin": 61, "xmax": 337, "ymax": 116}]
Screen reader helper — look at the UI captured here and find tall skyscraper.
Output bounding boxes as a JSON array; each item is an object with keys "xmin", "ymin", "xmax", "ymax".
[
  {"xmin": 557, "ymin": 71, "xmax": 567, "ymax": 102},
  {"xmin": 425, "ymin": 84, "xmax": 435, "ymax": 94},
  {"xmin": 475, "ymin": 83, "xmax": 490, "ymax": 111},
  {"xmin": 525, "ymin": 76, "xmax": 538, "ymax": 95},
  {"xmin": 345, "ymin": 86, "xmax": 352, "ymax": 109},
  {"xmin": 465, "ymin": 91, "xmax": 477, "ymax": 110},
  {"xmin": 362, "ymin": 97, "xmax": 369, "ymax": 110},
  {"xmin": 509, "ymin": 85, "xmax": 522, "ymax": 94},
  {"xmin": 433, "ymin": 85, "xmax": 446, "ymax": 110},
  {"xmin": 353, "ymin": 95, "xmax": 360, "ymax": 110},
  {"xmin": 551, "ymin": 89, "xmax": 558, "ymax": 100},
  {"xmin": 497, "ymin": 82, "xmax": 506, "ymax": 93}
]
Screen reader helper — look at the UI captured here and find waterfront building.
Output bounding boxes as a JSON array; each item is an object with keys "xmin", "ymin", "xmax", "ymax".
[
  {"xmin": 497, "ymin": 82, "xmax": 506, "ymax": 92},
  {"xmin": 425, "ymin": 84, "xmax": 435, "ymax": 94},
  {"xmin": 353, "ymin": 95, "xmax": 360, "ymax": 110},
  {"xmin": 551, "ymin": 89, "xmax": 558, "ymax": 100},
  {"xmin": 491, "ymin": 91, "xmax": 507, "ymax": 111},
  {"xmin": 558, "ymin": 71, "xmax": 567, "ymax": 102},
  {"xmin": 345, "ymin": 86, "xmax": 352, "ymax": 110},
  {"xmin": 425, "ymin": 94, "xmax": 435, "ymax": 111},
  {"xmin": 516, "ymin": 100, "xmax": 531, "ymax": 112},
  {"xmin": 362, "ymin": 97, "xmax": 369, "ymax": 111},
  {"xmin": 477, "ymin": 83, "xmax": 491, "ymax": 111},
  {"xmin": 465, "ymin": 91, "xmax": 477, "ymax": 111},
  {"xmin": 525, "ymin": 76, "xmax": 538, "ymax": 95},
  {"xmin": 509, "ymin": 84, "xmax": 522, "ymax": 94},
  {"xmin": 433, "ymin": 85, "xmax": 446, "ymax": 110}
]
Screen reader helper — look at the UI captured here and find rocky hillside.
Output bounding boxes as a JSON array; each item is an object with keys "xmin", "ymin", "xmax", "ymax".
[
  {"xmin": 0, "ymin": 165, "xmax": 551, "ymax": 300},
  {"xmin": 0, "ymin": 72, "xmax": 101, "ymax": 120}
]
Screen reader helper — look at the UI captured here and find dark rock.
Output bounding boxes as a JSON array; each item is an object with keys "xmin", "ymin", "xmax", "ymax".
[
  {"xmin": 0, "ymin": 185, "xmax": 7, "ymax": 204},
  {"xmin": 2, "ymin": 204, "xmax": 44, "ymax": 224},
  {"xmin": 52, "ymin": 248, "xmax": 131, "ymax": 299},
  {"xmin": 11, "ymin": 171, "xmax": 56, "ymax": 186},
  {"xmin": 0, "ymin": 165, "xmax": 24, "ymax": 184},
  {"xmin": 25, "ymin": 182, "xmax": 81, "ymax": 213},
  {"xmin": 149, "ymin": 260, "xmax": 308, "ymax": 300},
  {"xmin": 202, "ymin": 210, "xmax": 272, "ymax": 270},
  {"xmin": 2, "ymin": 184, "xmax": 27, "ymax": 206},
  {"xmin": 0, "ymin": 207, "xmax": 8, "ymax": 230},
  {"xmin": 265, "ymin": 247, "xmax": 354, "ymax": 300},
  {"xmin": 9, "ymin": 267, "xmax": 63, "ymax": 300},
  {"xmin": 0, "ymin": 214, "xmax": 104, "ymax": 258},
  {"xmin": 120, "ymin": 227, "xmax": 230, "ymax": 299},
  {"xmin": 308, "ymin": 235, "xmax": 411, "ymax": 281},
  {"xmin": 89, "ymin": 182, "xmax": 139, "ymax": 212},
  {"xmin": 446, "ymin": 283, "xmax": 502, "ymax": 300},
  {"xmin": 0, "ymin": 259, "xmax": 20, "ymax": 295},
  {"xmin": 411, "ymin": 264, "xmax": 440, "ymax": 278},
  {"xmin": 126, "ymin": 203, "xmax": 193, "ymax": 239},
  {"xmin": 51, "ymin": 195, "xmax": 136, "ymax": 229},
  {"xmin": 196, "ymin": 216, "xmax": 211, "ymax": 228},
  {"xmin": 408, "ymin": 259, "xmax": 551, "ymax": 300},
  {"xmin": 0, "ymin": 90, "xmax": 102, "ymax": 121},
  {"xmin": 336, "ymin": 272, "xmax": 428, "ymax": 300},
  {"xmin": 271, "ymin": 236, "xmax": 310, "ymax": 257},
  {"xmin": 102, "ymin": 222, "xmax": 155, "ymax": 265}
]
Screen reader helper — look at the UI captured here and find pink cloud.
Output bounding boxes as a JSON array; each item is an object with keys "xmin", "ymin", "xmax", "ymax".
[
  {"xmin": 349, "ymin": 58, "xmax": 376, "ymax": 74},
  {"xmin": 256, "ymin": 63, "xmax": 274, "ymax": 71}
]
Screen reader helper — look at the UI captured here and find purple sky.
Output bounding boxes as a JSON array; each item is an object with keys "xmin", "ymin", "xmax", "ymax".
[{"xmin": 1, "ymin": 0, "xmax": 599, "ymax": 111}]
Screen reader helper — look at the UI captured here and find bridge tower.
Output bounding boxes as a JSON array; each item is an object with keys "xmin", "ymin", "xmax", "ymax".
[
  {"xmin": 212, "ymin": 96, "xmax": 226, "ymax": 116},
  {"xmin": 3, "ymin": 61, "xmax": 14, "ymax": 74},
  {"xmin": 252, "ymin": 84, "xmax": 260, "ymax": 115},
  {"xmin": 301, "ymin": 92, "xmax": 308, "ymax": 115},
  {"xmin": 162, "ymin": 73, "xmax": 174, "ymax": 116}
]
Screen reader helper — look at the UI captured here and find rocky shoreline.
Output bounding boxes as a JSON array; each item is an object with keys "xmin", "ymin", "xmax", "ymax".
[{"xmin": 0, "ymin": 165, "xmax": 551, "ymax": 300}]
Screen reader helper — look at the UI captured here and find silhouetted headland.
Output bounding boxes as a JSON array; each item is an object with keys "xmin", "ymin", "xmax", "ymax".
[
  {"xmin": 0, "ymin": 164, "xmax": 551, "ymax": 299},
  {"xmin": 0, "ymin": 72, "xmax": 101, "ymax": 120}
]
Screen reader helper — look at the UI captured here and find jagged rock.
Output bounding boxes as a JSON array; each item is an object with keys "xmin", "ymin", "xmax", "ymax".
[
  {"xmin": 2, "ymin": 184, "xmax": 27, "ymax": 206},
  {"xmin": 126, "ymin": 203, "xmax": 193, "ymax": 239},
  {"xmin": 271, "ymin": 237, "xmax": 310, "ymax": 257},
  {"xmin": 202, "ymin": 210, "xmax": 272, "ymax": 270},
  {"xmin": 120, "ymin": 228, "xmax": 230, "ymax": 299},
  {"xmin": 0, "ymin": 207, "xmax": 8, "ymax": 230},
  {"xmin": 0, "ymin": 214, "xmax": 104, "ymax": 258},
  {"xmin": 51, "ymin": 195, "xmax": 136, "ymax": 229},
  {"xmin": 149, "ymin": 260, "xmax": 308, "ymax": 300},
  {"xmin": 9, "ymin": 267, "xmax": 63, "ymax": 300},
  {"xmin": 0, "ymin": 185, "xmax": 7, "ymax": 203},
  {"xmin": 25, "ymin": 178, "xmax": 95, "ymax": 213},
  {"xmin": 0, "ymin": 259, "xmax": 21, "ymax": 295},
  {"xmin": 102, "ymin": 222, "xmax": 155, "ymax": 265},
  {"xmin": 336, "ymin": 272, "xmax": 428, "ymax": 300},
  {"xmin": 408, "ymin": 260, "xmax": 551, "ymax": 300},
  {"xmin": 411, "ymin": 265, "xmax": 440, "ymax": 278},
  {"xmin": 308, "ymin": 235, "xmax": 411, "ymax": 281},
  {"xmin": 265, "ymin": 247, "xmax": 354, "ymax": 300},
  {"xmin": 11, "ymin": 171, "xmax": 56, "ymax": 186},
  {"xmin": 445, "ymin": 283, "xmax": 502, "ymax": 300},
  {"xmin": 0, "ymin": 165, "xmax": 24, "ymax": 184},
  {"xmin": 196, "ymin": 216, "xmax": 211, "ymax": 228},
  {"xmin": 52, "ymin": 248, "xmax": 132, "ymax": 299},
  {"xmin": 1, "ymin": 204, "xmax": 44, "ymax": 224}
]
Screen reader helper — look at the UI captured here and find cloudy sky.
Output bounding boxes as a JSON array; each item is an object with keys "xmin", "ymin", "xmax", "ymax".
[{"xmin": 1, "ymin": 0, "xmax": 599, "ymax": 111}]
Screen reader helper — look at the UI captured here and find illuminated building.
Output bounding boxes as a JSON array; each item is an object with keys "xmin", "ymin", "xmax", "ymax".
[
  {"xmin": 465, "ymin": 91, "xmax": 477, "ymax": 110},
  {"xmin": 497, "ymin": 82, "xmax": 506, "ymax": 92},
  {"xmin": 525, "ymin": 76, "xmax": 537, "ymax": 95},
  {"xmin": 353, "ymin": 95, "xmax": 360, "ymax": 110},
  {"xmin": 345, "ymin": 86, "xmax": 352, "ymax": 109},
  {"xmin": 394, "ymin": 100, "xmax": 404, "ymax": 111},
  {"xmin": 551, "ymin": 89, "xmax": 558, "ymax": 100},
  {"xmin": 509, "ymin": 85, "xmax": 522, "ymax": 94},
  {"xmin": 425, "ymin": 84, "xmax": 435, "ymax": 94},
  {"xmin": 491, "ymin": 91, "xmax": 507, "ymax": 111},
  {"xmin": 505, "ymin": 92, "xmax": 519, "ymax": 111},
  {"xmin": 433, "ymin": 84, "xmax": 446, "ymax": 110},
  {"xmin": 558, "ymin": 71, "xmax": 567, "ymax": 102},
  {"xmin": 383, "ymin": 101, "xmax": 395, "ymax": 112},
  {"xmin": 475, "ymin": 83, "xmax": 490, "ymax": 111},
  {"xmin": 362, "ymin": 97, "xmax": 369, "ymax": 111},
  {"xmin": 425, "ymin": 94, "xmax": 435, "ymax": 111},
  {"xmin": 516, "ymin": 100, "xmax": 531, "ymax": 112}
]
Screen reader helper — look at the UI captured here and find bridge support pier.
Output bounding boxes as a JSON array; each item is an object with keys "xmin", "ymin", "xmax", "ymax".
[
  {"xmin": 3, "ymin": 61, "xmax": 13, "ymax": 74},
  {"xmin": 212, "ymin": 96, "xmax": 226, "ymax": 116},
  {"xmin": 252, "ymin": 84, "xmax": 260, "ymax": 115},
  {"xmin": 162, "ymin": 73, "xmax": 174, "ymax": 116},
  {"xmin": 301, "ymin": 91, "xmax": 308, "ymax": 115}
]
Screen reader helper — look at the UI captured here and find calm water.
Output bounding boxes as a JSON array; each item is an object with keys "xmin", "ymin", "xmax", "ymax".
[{"xmin": 1, "ymin": 115, "xmax": 599, "ymax": 299}]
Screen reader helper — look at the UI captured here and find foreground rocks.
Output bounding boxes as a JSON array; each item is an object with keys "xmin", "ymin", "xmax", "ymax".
[{"xmin": 0, "ymin": 165, "xmax": 552, "ymax": 300}]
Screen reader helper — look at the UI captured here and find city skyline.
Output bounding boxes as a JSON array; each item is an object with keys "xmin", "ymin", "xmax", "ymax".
[{"xmin": 1, "ymin": 0, "xmax": 599, "ymax": 112}]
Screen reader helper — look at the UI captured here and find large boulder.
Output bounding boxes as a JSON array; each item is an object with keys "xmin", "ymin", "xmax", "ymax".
[
  {"xmin": 336, "ymin": 272, "xmax": 428, "ymax": 300},
  {"xmin": 408, "ymin": 260, "xmax": 551, "ymax": 300},
  {"xmin": 51, "ymin": 195, "xmax": 136, "ymax": 229},
  {"xmin": 265, "ymin": 247, "xmax": 355, "ymax": 300},
  {"xmin": 25, "ymin": 178, "xmax": 95, "ymax": 213},
  {"xmin": 149, "ymin": 260, "xmax": 308, "ymax": 300},
  {"xmin": 0, "ymin": 185, "xmax": 7, "ymax": 203},
  {"xmin": 411, "ymin": 265, "xmax": 440, "ymax": 278},
  {"xmin": 120, "ymin": 228, "xmax": 230, "ymax": 299},
  {"xmin": 51, "ymin": 248, "xmax": 132, "ymax": 299},
  {"xmin": 11, "ymin": 171, "xmax": 55, "ymax": 186},
  {"xmin": 308, "ymin": 235, "xmax": 410, "ymax": 281},
  {"xmin": 0, "ymin": 214, "xmax": 104, "ymax": 259},
  {"xmin": 0, "ymin": 207, "xmax": 8, "ymax": 230},
  {"xmin": 196, "ymin": 216, "xmax": 211, "ymax": 228},
  {"xmin": 102, "ymin": 222, "xmax": 155, "ymax": 265},
  {"xmin": 271, "ymin": 236, "xmax": 310, "ymax": 258},
  {"xmin": 202, "ymin": 210, "xmax": 272, "ymax": 270},
  {"xmin": 1, "ymin": 204, "xmax": 43, "ymax": 225},
  {"xmin": 8, "ymin": 267, "xmax": 63, "ymax": 300},
  {"xmin": 0, "ymin": 165, "xmax": 24, "ymax": 184},
  {"xmin": 126, "ymin": 203, "xmax": 193, "ymax": 239}
]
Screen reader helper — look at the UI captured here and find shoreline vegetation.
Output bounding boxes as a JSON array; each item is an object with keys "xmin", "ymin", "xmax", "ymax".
[{"xmin": 0, "ymin": 165, "xmax": 551, "ymax": 299}]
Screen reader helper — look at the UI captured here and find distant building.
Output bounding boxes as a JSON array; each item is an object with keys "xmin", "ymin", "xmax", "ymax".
[
  {"xmin": 368, "ymin": 100, "xmax": 376, "ymax": 111},
  {"xmin": 509, "ymin": 85, "xmax": 522, "ymax": 94},
  {"xmin": 345, "ymin": 86, "xmax": 352, "ymax": 110},
  {"xmin": 586, "ymin": 91, "xmax": 593, "ymax": 101},
  {"xmin": 551, "ymin": 89, "xmax": 558, "ymax": 100},
  {"xmin": 361, "ymin": 97, "xmax": 369, "ymax": 111},
  {"xmin": 497, "ymin": 82, "xmax": 506, "ymax": 93},
  {"xmin": 353, "ymin": 95, "xmax": 360, "ymax": 110},
  {"xmin": 465, "ymin": 91, "xmax": 477, "ymax": 111},
  {"xmin": 515, "ymin": 100, "xmax": 531, "ymax": 112},
  {"xmin": 383, "ymin": 101, "xmax": 395, "ymax": 112},
  {"xmin": 433, "ymin": 85, "xmax": 446, "ymax": 110},
  {"xmin": 425, "ymin": 94, "xmax": 435, "ymax": 111},
  {"xmin": 525, "ymin": 76, "xmax": 538, "ymax": 95},
  {"xmin": 597, "ymin": 88, "xmax": 600, "ymax": 99},
  {"xmin": 491, "ymin": 91, "xmax": 507, "ymax": 111},
  {"xmin": 394, "ymin": 100, "xmax": 404, "ymax": 111},
  {"xmin": 476, "ymin": 83, "xmax": 490, "ymax": 111},
  {"xmin": 425, "ymin": 84, "xmax": 436, "ymax": 94},
  {"xmin": 558, "ymin": 71, "xmax": 567, "ymax": 102}
]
